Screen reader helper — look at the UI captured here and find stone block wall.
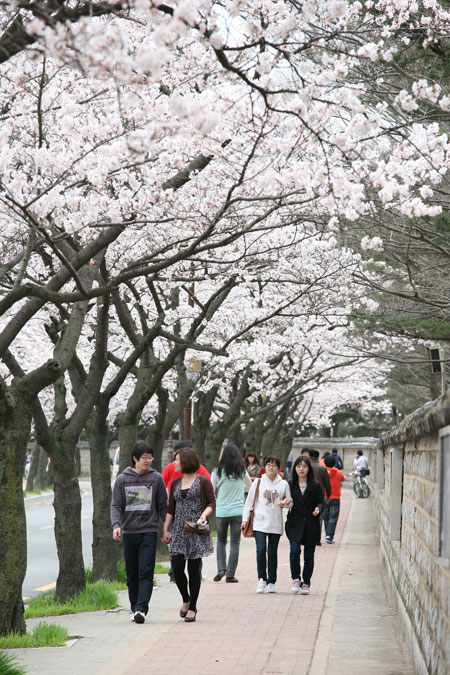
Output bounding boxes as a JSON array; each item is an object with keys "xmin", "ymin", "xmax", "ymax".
[{"xmin": 376, "ymin": 395, "xmax": 450, "ymax": 675}]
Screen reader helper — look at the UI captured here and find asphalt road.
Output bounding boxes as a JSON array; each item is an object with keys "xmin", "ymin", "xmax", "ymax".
[{"xmin": 23, "ymin": 481, "xmax": 94, "ymax": 599}]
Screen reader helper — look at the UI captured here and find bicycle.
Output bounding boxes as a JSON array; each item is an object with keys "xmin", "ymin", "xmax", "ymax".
[{"xmin": 350, "ymin": 471, "xmax": 370, "ymax": 498}]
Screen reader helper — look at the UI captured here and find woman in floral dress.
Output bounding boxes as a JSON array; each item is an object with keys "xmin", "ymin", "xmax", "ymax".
[{"xmin": 162, "ymin": 447, "xmax": 215, "ymax": 622}]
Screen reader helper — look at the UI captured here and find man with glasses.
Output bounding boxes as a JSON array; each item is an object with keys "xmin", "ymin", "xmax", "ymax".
[{"xmin": 111, "ymin": 441, "xmax": 167, "ymax": 624}]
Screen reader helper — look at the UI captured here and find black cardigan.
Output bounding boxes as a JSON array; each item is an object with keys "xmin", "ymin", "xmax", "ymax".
[{"xmin": 285, "ymin": 481, "xmax": 324, "ymax": 546}]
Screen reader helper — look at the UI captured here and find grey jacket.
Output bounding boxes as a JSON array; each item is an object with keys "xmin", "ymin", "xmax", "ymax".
[{"xmin": 111, "ymin": 466, "xmax": 167, "ymax": 533}]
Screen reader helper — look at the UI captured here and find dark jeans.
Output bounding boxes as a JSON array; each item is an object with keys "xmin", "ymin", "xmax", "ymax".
[
  {"xmin": 253, "ymin": 531, "xmax": 281, "ymax": 584},
  {"xmin": 171, "ymin": 554, "xmax": 202, "ymax": 612},
  {"xmin": 122, "ymin": 531, "xmax": 157, "ymax": 614},
  {"xmin": 216, "ymin": 515, "xmax": 242, "ymax": 578},
  {"xmin": 323, "ymin": 499, "xmax": 341, "ymax": 538},
  {"xmin": 289, "ymin": 541, "xmax": 316, "ymax": 586}
]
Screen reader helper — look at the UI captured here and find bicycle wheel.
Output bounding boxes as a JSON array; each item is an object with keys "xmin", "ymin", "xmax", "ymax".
[
  {"xmin": 360, "ymin": 481, "xmax": 370, "ymax": 498},
  {"xmin": 353, "ymin": 480, "xmax": 363, "ymax": 498}
]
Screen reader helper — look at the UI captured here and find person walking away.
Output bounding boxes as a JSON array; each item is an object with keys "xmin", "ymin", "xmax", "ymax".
[
  {"xmin": 331, "ymin": 447, "xmax": 344, "ymax": 470},
  {"xmin": 285, "ymin": 455, "xmax": 324, "ymax": 595},
  {"xmin": 111, "ymin": 442, "xmax": 167, "ymax": 624},
  {"xmin": 323, "ymin": 455, "xmax": 345, "ymax": 544},
  {"xmin": 162, "ymin": 447, "xmax": 215, "ymax": 622},
  {"xmin": 241, "ymin": 455, "xmax": 291, "ymax": 594},
  {"xmin": 211, "ymin": 443, "xmax": 252, "ymax": 583},
  {"xmin": 354, "ymin": 449, "xmax": 369, "ymax": 476}
]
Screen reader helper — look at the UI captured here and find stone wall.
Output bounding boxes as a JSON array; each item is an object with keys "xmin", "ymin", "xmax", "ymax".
[{"xmin": 376, "ymin": 393, "xmax": 450, "ymax": 675}]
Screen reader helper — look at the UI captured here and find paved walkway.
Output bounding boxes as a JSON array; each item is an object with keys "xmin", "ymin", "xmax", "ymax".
[{"xmin": 10, "ymin": 487, "xmax": 414, "ymax": 675}]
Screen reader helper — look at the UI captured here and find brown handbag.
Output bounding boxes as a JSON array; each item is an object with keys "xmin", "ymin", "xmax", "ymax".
[
  {"xmin": 183, "ymin": 520, "xmax": 211, "ymax": 535},
  {"xmin": 242, "ymin": 478, "xmax": 261, "ymax": 538}
]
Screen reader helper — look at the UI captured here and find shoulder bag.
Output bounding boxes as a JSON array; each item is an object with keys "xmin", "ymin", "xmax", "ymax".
[{"xmin": 242, "ymin": 478, "xmax": 261, "ymax": 538}]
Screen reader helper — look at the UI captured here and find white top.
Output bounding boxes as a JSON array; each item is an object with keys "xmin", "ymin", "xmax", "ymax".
[
  {"xmin": 354, "ymin": 455, "xmax": 369, "ymax": 471},
  {"xmin": 242, "ymin": 473, "xmax": 291, "ymax": 535}
]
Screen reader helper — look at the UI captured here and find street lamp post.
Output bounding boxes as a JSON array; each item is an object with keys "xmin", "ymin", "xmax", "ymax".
[{"xmin": 184, "ymin": 357, "xmax": 202, "ymax": 441}]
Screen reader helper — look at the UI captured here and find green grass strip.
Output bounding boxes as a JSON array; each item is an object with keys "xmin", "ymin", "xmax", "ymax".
[
  {"xmin": 0, "ymin": 622, "xmax": 68, "ymax": 649},
  {"xmin": 24, "ymin": 580, "xmax": 118, "ymax": 618}
]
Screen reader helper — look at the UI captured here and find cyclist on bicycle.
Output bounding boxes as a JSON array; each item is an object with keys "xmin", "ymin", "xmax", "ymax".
[{"xmin": 353, "ymin": 450, "xmax": 369, "ymax": 477}]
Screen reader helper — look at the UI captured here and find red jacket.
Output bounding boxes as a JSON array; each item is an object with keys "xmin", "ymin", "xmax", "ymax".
[
  {"xmin": 325, "ymin": 467, "xmax": 345, "ymax": 500},
  {"xmin": 161, "ymin": 461, "xmax": 210, "ymax": 493}
]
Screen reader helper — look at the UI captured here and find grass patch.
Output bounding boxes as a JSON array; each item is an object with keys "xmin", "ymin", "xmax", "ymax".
[
  {"xmin": 0, "ymin": 651, "xmax": 26, "ymax": 674},
  {"xmin": 24, "ymin": 580, "xmax": 118, "ymax": 618},
  {"xmin": 0, "ymin": 622, "xmax": 68, "ymax": 649},
  {"xmin": 154, "ymin": 564, "xmax": 170, "ymax": 574},
  {"xmin": 84, "ymin": 561, "xmax": 127, "ymax": 590},
  {"xmin": 22, "ymin": 489, "xmax": 42, "ymax": 498}
]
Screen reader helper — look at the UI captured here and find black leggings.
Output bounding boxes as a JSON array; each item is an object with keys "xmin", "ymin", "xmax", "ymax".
[{"xmin": 171, "ymin": 555, "xmax": 202, "ymax": 611}]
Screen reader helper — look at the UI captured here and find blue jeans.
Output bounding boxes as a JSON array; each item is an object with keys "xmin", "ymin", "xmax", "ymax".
[
  {"xmin": 323, "ymin": 499, "xmax": 340, "ymax": 538},
  {"xmin": 289, "ymin": 541, "xmax": 316, "ymax": 586},
  {"xmin": 216, "ymin": 515, "xmax": 242, "ymax": 578},
  {"xmin": 122, "ymin": 531, "xmax": 157, "ymax": 614},
  {"xmin": 254, "ymin": 531, "xmax": 281, "ymax": 584}
]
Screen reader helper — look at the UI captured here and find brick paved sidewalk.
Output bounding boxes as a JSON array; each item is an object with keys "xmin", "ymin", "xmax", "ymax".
[
  {"xmin": 13, "ymin": 487, "xmax": 413, "ymax": 675},
  {"xmin": 97, "ymin": 493, "xmax": 353, "ymax": 675}
]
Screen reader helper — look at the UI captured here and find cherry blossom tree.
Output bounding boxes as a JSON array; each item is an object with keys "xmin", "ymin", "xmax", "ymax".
[{"xmin": 2, "ymin": 0, "xmax": 450, "ymax": 637}]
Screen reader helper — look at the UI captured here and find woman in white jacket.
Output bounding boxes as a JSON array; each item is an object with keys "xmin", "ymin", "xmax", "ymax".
[{"xmin": 241, "ymin": 456, "xmax": 291, "ymax": 593}]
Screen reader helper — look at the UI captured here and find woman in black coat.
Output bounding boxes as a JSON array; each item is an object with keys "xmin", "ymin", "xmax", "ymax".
[{"xmin": 284, "ymin": 455, "xmax": 324, "ymax": 595}]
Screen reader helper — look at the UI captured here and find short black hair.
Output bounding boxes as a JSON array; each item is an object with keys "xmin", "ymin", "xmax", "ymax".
[
  {"xmin": 263, "ymin": 455, "xmax": 280, "ymax": 469},
  {"xmin": 174, "ymin": 441, "xmax": 192, "ymax": 451},
  {"xmin": 357, "ymin": 449, "xmax": 363, "ymax": 456},
  {"xmin": 131, "ymin": 441, "xmax": 153, "ymax": 467},
  {"xmin": 325, "ymin": 455, "xmax": 336, "ymax": 468},
  {"xmin": 308, "ymin": 449, "xmax": 320, "ymax": 459}
]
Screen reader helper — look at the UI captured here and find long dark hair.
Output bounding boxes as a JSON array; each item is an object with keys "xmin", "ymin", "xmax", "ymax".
[
  {"xmin": 290, "ymin": 455, "xmax": 315, "ymax": 492},
  {"xmin": 245, "ymin": 451, "xmax": 260, "ymax": 467},
  {"xmin": 217, "ymin": 443, "xmax": 246, "ymax": 479}
]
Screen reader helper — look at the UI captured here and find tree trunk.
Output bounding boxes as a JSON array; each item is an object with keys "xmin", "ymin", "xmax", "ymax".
[
  {"xmin": 204, "ymin": 422, "xmax": 228, "ymax": 470},
  {"xmin": 0, "ymin": 382, "xmax": 30, "ymax": 636},
  {"xmin": 146, "ymin": 387, "xmax": 169, "ymax": 472},
  {"xmin": 35, "ymin": 445, "xmax": 49, "ymax": 490},
  {"xmin": 118, "ymin": 413, "xmax": 139, "ymax": 474},
  {"xmin": 192, "ymin": 386, "xmax": 218, "ymax": 463},
  {"xmin": 52, "ymin": 445, "xmax": 85, "ymax": 601},
  {"xmin": 25, "ymin": 441, "xmax": 39, "ymax": 491},
  {"xmin": 87, "ymin": 407, "xmax": 119, "ymax": 582}
]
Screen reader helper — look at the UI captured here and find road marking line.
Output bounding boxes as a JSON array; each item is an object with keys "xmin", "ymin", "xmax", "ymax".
[
  {"xmin": 35, "ymin": 582, "xmax": 56, "ymax": 591},
  {"xmin": 40, "ymin": 525, "xmax": 53, "ymax": 530}
]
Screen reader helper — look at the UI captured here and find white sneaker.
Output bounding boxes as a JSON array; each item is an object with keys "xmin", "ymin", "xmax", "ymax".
[
  {"xmin": 134, "ymin": 611, "xmax": 145, "ymax": 623},
  {"xmin": 256, "ymin": 578, "xmax": 267, "ymax": 593},
  {"xmin": 300, "ymin": 584, "xmax": 310, "ymax": 595},
  {"xmin": 291, "ymin": 579, "xmax": 300, "ymax": 593},
  {"xmin": 267, "ymin": 583, "xmax": 276, "ymax": 593}
]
